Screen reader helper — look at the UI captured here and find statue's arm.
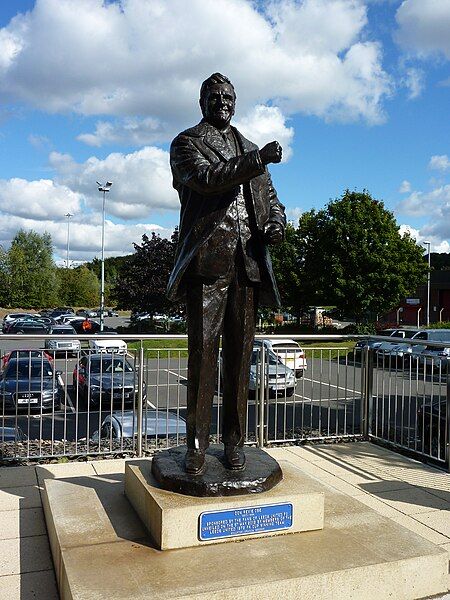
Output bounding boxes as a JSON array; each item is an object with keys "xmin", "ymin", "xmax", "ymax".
[
  {"xmin": 170, "ymin": 135, "xmax": 265, "ymax": 194},
  {"xmin": 266, "ymin": 172, "xmax": 286, "ymax": 228}
]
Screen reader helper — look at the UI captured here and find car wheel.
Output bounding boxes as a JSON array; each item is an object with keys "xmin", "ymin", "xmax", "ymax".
[
  {"xmin": 286, "ymin": 387, "xmax": 295, "ymax": 397},
  {"xmin": 295, "ymin": 370, "xmax": 304, "ymax": 378}
]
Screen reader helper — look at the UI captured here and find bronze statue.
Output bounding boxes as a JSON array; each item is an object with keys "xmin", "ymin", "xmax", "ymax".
[{"xmin": 167, "ymin": 73, "xmax": 286, "ymax": 475}]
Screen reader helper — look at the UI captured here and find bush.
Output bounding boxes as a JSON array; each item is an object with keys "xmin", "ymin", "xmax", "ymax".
[{"xmin": 425, "ymin": 321, "xmax": 450, "ymax": 329}]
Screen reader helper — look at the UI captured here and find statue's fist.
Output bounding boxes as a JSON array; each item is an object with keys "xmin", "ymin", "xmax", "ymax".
[
  {"xmin": 264, "ymin": 222, "xmax": 284, "ymax": 245},
  {"xmin": 260, "ymin": 141, "xmax": 282, "ymax": 165}
]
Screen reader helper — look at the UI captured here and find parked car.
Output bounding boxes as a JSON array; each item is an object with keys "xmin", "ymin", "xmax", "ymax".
[
  {"xmin": 417, "ymin": 345, "xmax": 450, "ymax": 373},
  {"xmin": 6, "ymin": 320, "xmax": 49, "ymax": 335},
  {"xmin": 45, "ymin": 325, "xmax": 81, "ymax": 356},
  {"xmin": 73, "ymin": 353, "xmax": 145, "ymax": 407},
  {"xmin": 379, "ymin": 330, "xmax": 428, "ymax": 364},
  {"xmin": 68, "ymin": 318, "xmax": 102, "ymax": 334},
  {"xmin": 89, "ymin": 335, "xmax": 127, "ymax": 354},
  {"xmin": 253, "ymin": 338, "xmax": 307, "ymax": 377},
  {"xmin": 2, "ymin": 313, "xmax": 33, "ymax": 332},
  {"xmin": 76, "ymin": 309, "xmax": 89, "ymax": 317},
  {"xmin": 219, "ymin": 347, "xmax": 296, "ymax": 398},
  {"xmin": 1, "ymin": 349, "xmax": 53, "ymax": 369},
  {"xmin": 92, "ymin": 410, "xmax": 186, "ymax": 442},
  {"xmin": 383, "ymin": 329, "xmax": 450, "ymax": 366},
  {"xmin": 0, "ymin": 426, "xmax": 27, "ymax": 442},
  {"xmin": 417, "ymin": 397, "xmax": 447, "ymax": 459},
  {"xmin": 354, "ymin": 329, "xmax": 409, "ymax": 356},
  {"xmin": 106, "ymin": 309, "xmax": 119, "ymax": 317},
  {"xmin": 0, "ymin": 356, "xmax": 62, "ymax": 411}
]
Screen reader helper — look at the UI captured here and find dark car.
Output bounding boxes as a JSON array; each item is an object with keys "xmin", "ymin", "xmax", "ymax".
[
  {"xmin": 417, "ymin": 397, "xmax": 447, "ymax": 460},
  {"xmin": 0, "ymin": 357, "xmax": 62, "ymax": 411},
  {"xmin": 2, "ymin": 349, "xmax": 53, "ymax": 369},
  {"xmin": 6, "ymin": 320, "xmax": 49, "ymax": 335},
  {"xmin": 73, "ymin": 354, "xmax": 146, "ymax": 408},
  {"xmin": 0, "ymin": 426, "xmax": 27, "ymax": 442}
]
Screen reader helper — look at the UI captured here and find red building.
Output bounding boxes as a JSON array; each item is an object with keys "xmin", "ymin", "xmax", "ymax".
[{"xmin": 383, "ymin": 271, "xmax": 450, "ymax": 326}]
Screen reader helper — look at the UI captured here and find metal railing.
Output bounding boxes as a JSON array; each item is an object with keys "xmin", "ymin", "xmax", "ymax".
[{"xmin": 0, "ymin": 333, "xmax": 448, "ymax": 471}]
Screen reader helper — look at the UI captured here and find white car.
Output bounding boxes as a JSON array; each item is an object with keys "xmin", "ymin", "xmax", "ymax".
[
  {"xmin": 45, "ymin": 325, "xmax": 81, "ymax": 355},
  {"xmin": 89, "ymin": 337, "xmax": 127, "ymax": 354},
  {"xmin": 253, "ymin": 338, "xmax": 307, "ymax": 377}
]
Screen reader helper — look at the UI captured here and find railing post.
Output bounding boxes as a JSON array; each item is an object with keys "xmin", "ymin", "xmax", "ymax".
[
  {"xmin": 446, "ymin": 372, "xmax": 450, "ymax": 472},
  {"xmin": 362, "ymin": 345, "xmax": 374, "ymax": 439},
  {"xmin": 136, "ymin": 343, "xmax": 144, "ymax": 458},
  {"xmin": 258, "ymin": 345, "xmax": 266, "ymax": 448}
]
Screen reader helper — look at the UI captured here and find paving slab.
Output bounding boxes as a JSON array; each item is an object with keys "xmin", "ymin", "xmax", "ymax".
[
  {"xmin": 43, "ymin": 458, "xmax": 448, "ymax": 600},
  {"xmin": 0, "ymin": 466, "xmax": 37, "ymax": 489},
  {"xmin": 414, "ymin": 511, "xmax": 450, "ymax": 539},
  {"xmin": 35, "ymin": 462, "xmax": 96, "ymax": 487},
  {"xmin": 0, "ymin": 507, "xmax": 46, "ymax": 540},
  {"xmin": 91, "ymin": 458, "xmax": 126, "ymax": 475},
  {"xmin": 374, "ymin": 488, "xmax": 450, "ymax": 515},
  {"xmin": 0, "ymin": 485, "xmax": 41, "ymax": 511},
  {"xmin": 0, "ymin": 535, "xmax": 53, "ymax": 576},
  {"xmin": 0, "ymin": 569, "xmax": 59, "ymax": 599}
]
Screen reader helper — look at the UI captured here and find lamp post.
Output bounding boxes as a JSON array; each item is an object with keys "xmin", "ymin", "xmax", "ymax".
[
  {"xmin": 96, "ymin": 181, "xmax": 112, "ymax": 331},
  {"xmin": 423, "ymin": 241, "xmax": 431, "ymax": 326},
  {"xmin": 65, "ymin": 213, "xmax": 73, "ymax": 269}
]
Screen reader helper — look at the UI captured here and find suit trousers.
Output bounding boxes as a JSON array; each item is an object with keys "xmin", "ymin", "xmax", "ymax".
[{"xmin": 185, "ymin": 248, "xmax": 258, "ymax": 452}]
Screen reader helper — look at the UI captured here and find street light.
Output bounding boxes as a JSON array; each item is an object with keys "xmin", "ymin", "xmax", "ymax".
[
  {"xmin": 65, "ymin": 213, "xmax": 73, "ymax": 269},
  {"xmin": 96, "ymin": 181, "xmax": 113, "ymax": 332},
  {"xmin": 423, "ymin": 241, "xmax": 431, "ymax": 327}
]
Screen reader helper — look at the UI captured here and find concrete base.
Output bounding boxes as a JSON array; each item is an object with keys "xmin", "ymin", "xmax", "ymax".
[
  {"xmin": 125, "ymin": 459, "xmax": 324, "ymax": 549},
  {"xmin": 42, "ymin": 459, "xmax": 448, "ymax": 600}
]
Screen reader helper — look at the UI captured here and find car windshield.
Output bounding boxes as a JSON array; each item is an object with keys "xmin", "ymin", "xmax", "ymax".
[
  {"xmin": 89, "ymin": 358, "xmax": 133, "ymax": 374},
  {"xmin": 5, "ymin": 360, "xmax": 53, "ymax": 379},
  {"xmin": 251, "ymin": 349, "xmax": 282, "ymax": 366}
]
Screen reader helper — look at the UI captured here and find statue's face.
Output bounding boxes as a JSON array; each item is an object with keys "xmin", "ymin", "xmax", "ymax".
[{"xmin": 201, "ymin": 83, "xmax": 235, "ymax": 129}]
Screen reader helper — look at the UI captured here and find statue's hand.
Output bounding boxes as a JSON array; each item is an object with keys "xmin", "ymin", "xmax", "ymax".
[
  {"xmin": 264, "ymin": 222, "xmax": 284, "ymax": 245},
  {"xmin": 260, "ymin": 141, "xmax": 282, "ymax": 165}
]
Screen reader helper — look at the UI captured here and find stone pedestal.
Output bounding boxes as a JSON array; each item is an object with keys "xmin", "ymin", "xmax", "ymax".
[{"xmin": 125, "ymin": 459, "xmax": 324, "ymax": 549}]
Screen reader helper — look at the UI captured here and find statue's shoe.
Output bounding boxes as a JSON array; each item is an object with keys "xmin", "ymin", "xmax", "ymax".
[
  {"xmin": 185, "ymin": 449, "xmax": 206, "ymax": 475},
  {"xmin": 224, "ymin": 445, "xmax": 246, "ymax": 471}
]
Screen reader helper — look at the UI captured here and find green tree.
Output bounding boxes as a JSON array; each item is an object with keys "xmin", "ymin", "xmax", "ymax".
[
  {"xmin": 0, "ymin": 245, "xmax": 11, "ymax": 307},
  {"xmin": 296, "ymin": 190, "xmax": 428, "ymax": 322},
  {"xmin": 113, "ymin": 230, "xmax": 180, "ymax": 315},
  {"xmin": 56, "ymin": 266, "xmax": 100, "ymax": 307},
  {"xmin": 8, "ymin": 230, "xmax": 58, "ymax": 308},
  {"xmin": 269, "ymin": 222, "xmax": 304, "ymax": 315}
]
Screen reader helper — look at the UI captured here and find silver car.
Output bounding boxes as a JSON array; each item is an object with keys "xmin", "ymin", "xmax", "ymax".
[
  {"xmin": 92, "ymin": 410, "xmax": 186, "ymax": 441},
  {"xmin": 45, "ymin": 325, "xmax": 81, "ymax": 356},
  {"xmin": 218, "ymin": 347, "xmax": 296, "ymax": 398}
]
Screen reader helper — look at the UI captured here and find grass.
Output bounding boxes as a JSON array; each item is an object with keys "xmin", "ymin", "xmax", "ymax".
[
  {"xmin": 127, "ymin": 338, "xmax": 356, "ymax": 360},
  {"xmin": 128, "ymin": 338, "xmax": 188, "ymax": 359}
]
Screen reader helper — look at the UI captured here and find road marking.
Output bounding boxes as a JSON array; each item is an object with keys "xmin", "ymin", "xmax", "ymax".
[
  {"xmin": 162, "ymin": 369, "xmax": 187, "ymax": 381},
  {"xmin": 302, "ymin": 376, "xmax": 360, "ymax": 394},
  {"xmin": 146, "ymin": 400, "xmax": 157, "ymax": 409}
]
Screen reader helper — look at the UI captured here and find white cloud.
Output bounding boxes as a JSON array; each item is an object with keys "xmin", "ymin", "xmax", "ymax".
[
  {"xmin": 396, "ymin": 184, "xmax": 450, "ymax": 217},
  {"xmin": 0, "ymin": 0, "xmax": 392, "ymax": 143},
  {"xmin": 0, "ymin": 213, "xmax": 173, "ymax": 261},
  {"xmin": 401, "ymin": 67, "xmax": 424, "ymax": 99},
  {"xmin": 49, "ymin": 146, "xmax": 178, "ymax": 219},
  {"xmin": 235, "ymin": 105, "xmax": 294, "ymax": 161},
  {"xmin": 398, "ymin": 180, "xmax": 411, "ymax": 193},
  {"xmin": 429, "ymin": 154, "xmax": 450, "ymax": 172},
  {"xmin": 395, "ymin": 0, "xmax": 450, "ymax": 59},
  {"xmin": 0, "ymin": 178, "xmax": 81, "ymax": 220},
  {"xmin": 286, "ymin": 206, "xmax": 303, "ymax": 223}
]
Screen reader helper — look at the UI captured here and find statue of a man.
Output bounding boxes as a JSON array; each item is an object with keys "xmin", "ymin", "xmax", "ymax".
[{"xmin": 167, "ymin": 73, "xmax": 286, "ymax": 475}]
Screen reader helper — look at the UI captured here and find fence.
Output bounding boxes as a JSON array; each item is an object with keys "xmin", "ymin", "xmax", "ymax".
[{"xmin": 0, "ymin": 333, "xmax": 448, "ymax": 471}]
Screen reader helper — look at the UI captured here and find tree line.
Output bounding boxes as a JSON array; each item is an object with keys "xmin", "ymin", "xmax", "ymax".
[{"xmin": 0, "ymin": 191, "xmax": 430, "ymax": 322}]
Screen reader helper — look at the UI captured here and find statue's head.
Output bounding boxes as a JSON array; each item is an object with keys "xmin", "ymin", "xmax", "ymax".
[{"xmin": 199, "ymin": 73, "xmax": 236, "ymax": 130}]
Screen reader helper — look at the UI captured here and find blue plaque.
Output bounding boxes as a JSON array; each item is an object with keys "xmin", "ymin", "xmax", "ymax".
[{"xmin": 199, "ymin": 502, "xmax": 293, "ymax": 541}]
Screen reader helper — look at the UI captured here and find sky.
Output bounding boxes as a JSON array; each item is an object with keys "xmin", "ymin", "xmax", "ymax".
[{"xmin": 0, "ymin": 0, "xmax": 448, "ymax": 263}]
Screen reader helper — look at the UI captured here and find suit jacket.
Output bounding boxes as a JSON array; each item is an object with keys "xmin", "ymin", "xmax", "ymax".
[{"xmin": 167, "ymin": 119, "xmax": 286, "ymax": 307}]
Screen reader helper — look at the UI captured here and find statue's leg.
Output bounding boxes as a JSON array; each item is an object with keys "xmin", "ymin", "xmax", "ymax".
[
  {"xmin": 186, "ymin": 277, "xmax": 228, "ymax": 455},
  {"xmin": 221, "ymin": 261, "xmax": 258, "ymax": 463}
]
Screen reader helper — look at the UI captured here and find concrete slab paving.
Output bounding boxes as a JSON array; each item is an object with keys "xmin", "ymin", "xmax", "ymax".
[
  {"xmin": 0, "ymin": 485, "xmax": 41, "ymax": 511},
  {"xmin": 0, "ymin": 466, "xmax": 37, "ymax": 489},
  {"xmin": 415, "ymin": 511, "xmax": 450, "ymax": 538},
  {"xmin": 35, "ymin": 462, "xmax": 96, "ymax": 487},
  {"xmin": 0, "ymin": 535, "xmax": 53, "ymax": 576},
  {"xmin": 374, "ymin": 488, "xmax": 450, "ymax": 515},
  {"xmin": 0, "ymin": 570, "xmax": 59, "ymax": 599},
  {"xmin": 0, "ymin": 507, "xmax": 47, "ymax": 540}
]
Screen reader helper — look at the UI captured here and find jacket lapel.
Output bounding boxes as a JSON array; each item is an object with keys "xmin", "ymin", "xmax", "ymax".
[{"xmin": 203, "ymin": 123, "xmax": 235, "ymax": 161}]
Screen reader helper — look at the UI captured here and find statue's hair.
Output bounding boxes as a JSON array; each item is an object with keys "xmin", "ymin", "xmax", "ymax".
[{"xmin": 200, "ymin": 73, "xmax": 235, "ymax": 102}]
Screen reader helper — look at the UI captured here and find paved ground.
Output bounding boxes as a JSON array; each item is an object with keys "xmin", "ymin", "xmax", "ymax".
[{"xmin": 0, "ymin": 441, "xmax": 448, "ymax": 599}]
